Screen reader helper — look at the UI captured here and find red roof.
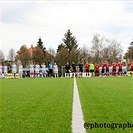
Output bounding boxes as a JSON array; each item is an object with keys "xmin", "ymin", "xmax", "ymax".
[{"xmin": 28, "ymin": 45, "xmax": 36, "ymax": 57}]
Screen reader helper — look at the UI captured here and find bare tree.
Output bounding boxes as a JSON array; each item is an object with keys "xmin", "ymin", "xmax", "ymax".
[
  {"xmin": 105, "ymin": 39, "xmax": 123, "ymax": 64},
  {"xmin": 0, "ymin": 49, "xmax": 5, "ymax": 62},
  {"xmin": 91, "ymin": 33, "xmax": 123, "ymax": 65},
  {"xmin": 7, "ymin": 48, "xmax": 16, "ymax": 61},
  {"xmin": 91, "ymin": 33, "xmax": 105, "ymax": 64},
  {"xmin": 79, "ymin": 45, "xmax": 91, "ymax": 64},
  {"xmin": 48, "ymin": 47, "xmax": 56, "ymax": 58}
]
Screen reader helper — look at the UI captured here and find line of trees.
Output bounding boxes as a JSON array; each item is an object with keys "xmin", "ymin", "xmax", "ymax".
[{"xmin": 0, "ymin": 29, "xmax": 131, "ymax": 71}]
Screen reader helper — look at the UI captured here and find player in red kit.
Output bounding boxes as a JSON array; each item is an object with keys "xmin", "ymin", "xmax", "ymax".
[
  {"xmin": 112, "ymin": 61, "xmax": 117, "ymax": 76},
  {"xmin": 105, "ymin": 61, "xmax": 110, "ymax": 76},
  {"xmin": 102, "ymin": 61, "xmax": 105, "ymax": 77},
  {"xmin": 95, "ymin": 63, "xmax": 100, "ymax": 77},
  {"xmin": 130, "ymin": 61, "xmax": 133, "ymax": 76},
  {"xmin": 85, "ymin": 61, "xmax": 90, "ymax": 77},
  {"xmin": 118, "ymin": 60, "xmax": 123, "ymax": 76}
]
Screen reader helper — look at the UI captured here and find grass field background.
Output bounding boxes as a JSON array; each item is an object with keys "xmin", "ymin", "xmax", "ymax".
[
  {"xmin": 77, "ymin": 77, "xmax": 133, "ymax": 133},
  {"xmin": 1, "ymin": 78, "xmax": 73, "ymax": 133},
  {"xmin": 0, "ymin": 77, "xmax": 133, "ymax": 133}
]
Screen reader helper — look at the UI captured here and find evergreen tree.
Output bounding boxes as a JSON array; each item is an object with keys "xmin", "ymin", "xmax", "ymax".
[
  {"xmin": 55, "ymin": 29, "xmax": 80, "ymax": 65},
  {"xmin": 57, "ymin": 43, "xmax": 65, "ymax": 53},
  {"xmin": 62, "ymin": 29, "xmax": 78, "ymax": 54},
  {"xmin": 37, "ymin": 37, "xmax": 46, "ymax": 56}
]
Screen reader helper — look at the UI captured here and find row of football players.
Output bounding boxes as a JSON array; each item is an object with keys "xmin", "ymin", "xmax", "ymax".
[
  {"xmin": 29, "ymin": 62, "xmax": 58, "ymax": 78},
  {"xmin": 0, "ymin": 62, "xmax": 26, "ymax": 79},
  {"xmin": 65, "ymin": 60, "xmax": 133, "ymax": 77},
  {"xmin": 0, "ymin": 62, "xmax": 59, "ymax": 79}
]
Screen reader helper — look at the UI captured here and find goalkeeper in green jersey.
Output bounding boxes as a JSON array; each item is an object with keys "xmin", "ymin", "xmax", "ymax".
[{"xmin": 90, "ymin": 62, "xmax": 95, "ymax": 77}]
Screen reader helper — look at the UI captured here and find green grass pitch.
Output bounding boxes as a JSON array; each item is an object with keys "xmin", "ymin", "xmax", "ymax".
[
  {"xmin": 0, "ymin": 78, "xmax": 73, "ymax": 133},
  {"xmin": 77, "ymin": 77, "xmax": 133, "ymax": 133},
  {"xmin": 0, "ymin": 77, "xmax": 133, "ymax": 133}
]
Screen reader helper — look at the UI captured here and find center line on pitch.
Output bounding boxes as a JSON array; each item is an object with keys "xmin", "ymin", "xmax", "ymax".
[{"xmin": 72, "ymin": 77, "xmax": 86, "ymax": 133}]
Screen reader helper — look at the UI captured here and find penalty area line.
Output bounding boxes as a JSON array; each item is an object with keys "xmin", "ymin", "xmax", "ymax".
[{"xmin": 72, "ymin": 77, "xmax": 86, "ymax": 133}]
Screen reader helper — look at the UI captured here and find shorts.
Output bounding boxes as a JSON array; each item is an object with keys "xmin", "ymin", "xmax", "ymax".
[
  {"xmin": 35, "ymin": 70, "xmax": 39, "ymax": 74},
  {"xmin": 49, "ymin": 69, "xmax": 53, "ymax": 74},
  {"xmin": 30, "ymin": 70, "xmax": 34, "ymax": 73},
  {"xmin": 90, "ymin": 70, "xmax": 94, "ymax": 73},
  {"xmin": 72, "ymin": 69, "xmax": 76, "ymax": 72},
  {"xmin": 106, "ymin": 69, "xmax": 109, "ymax": 73},
  {"xmin": 19, "ymin": 70, "xmax": 23, "ymax": 74},
  {"xmin": 54, "ymin": 71, "xmax": 58, "ymax": 74},
  {"xmin": 12, "ymin": 70, "xmax": 16, "ymax": 74},
  {"xmin": 86, "ymin": 69, "xmax": 89, "ymax": 73},
  {"xmin": 95, "ymin": 70, "xmax": 99, "ymax": 73},
  {"xmin": 79, "ymin": 68, "xmax": 83, "ymax": 72},
  {"xmin": 130, "ymin": 68, "xmax": 133, "ymax": 71},
  {"xmin": 66, "ymin": 70, "xmax": 70, "ymax": 73},
  {"xmin": 102, "ymin": 69, "xmax": 104, "ymax": 73},
  {"xmin": 4, "ymin": 71, "xmax": 7, "ymax": 74},
  {"xmin": 119, "ymin": 69, "xmax": 122, "ymax": 73},
  {"xmin": 42, "ymin": 69, "xmax": 46, "ymax": 73},
  {"xmin": 112, "ymin": 69, "xmax": 116, "ymax": 72}
]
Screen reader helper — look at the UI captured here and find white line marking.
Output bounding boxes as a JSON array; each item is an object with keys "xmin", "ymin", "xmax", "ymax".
[{"xmin": 72, "ymin": 77, "xmax": 86, "ymax": 133}]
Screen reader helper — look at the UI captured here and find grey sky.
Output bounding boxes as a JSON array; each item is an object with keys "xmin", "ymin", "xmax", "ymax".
[{"xmin": 0, "ymin": 1, "xmax": 133, "ymax": 58}]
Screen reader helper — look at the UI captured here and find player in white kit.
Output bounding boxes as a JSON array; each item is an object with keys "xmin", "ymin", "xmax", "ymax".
[
  {"xmin": 12, "ymin": 62, "xmax": 17, "ymax": 79},
  {"xmin": 3, "ymin": 63, "xmax": 8, "ymax": 79},
  {"xmin": 30, "ymin": 62, "xmax": 35, "ymax": 78},
  {"xmin": 35, "ymin": 62, "xmax": 40, "ymax": 78},
  {"xmin": 0, "ymin": 62, "xmax": 2, "ymax": 78},
  {"xmin": 53, "ymin": 62, "xmax": 58, "ymax": 78},
  {"xmin": 19, "ymin": 62, "xmax": 23, "ymax": 79},
  {"xmin": 41, "ymin": 62, "xmax": 46, "ymax": 78}
]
